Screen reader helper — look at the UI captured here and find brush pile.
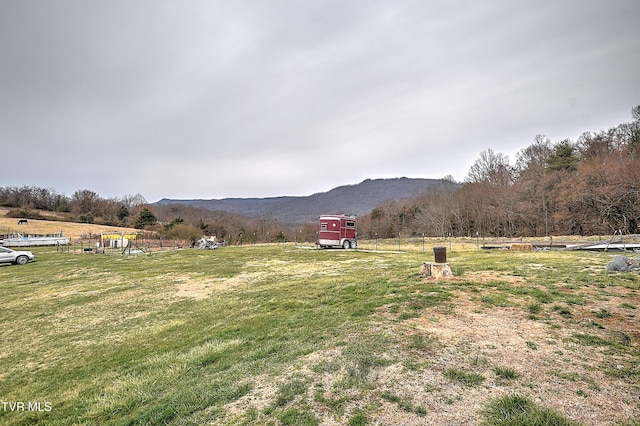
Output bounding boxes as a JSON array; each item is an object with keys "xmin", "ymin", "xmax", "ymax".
[{"xmin": 197, "ymin": 236, "xmax": 224, "ymax": 250}]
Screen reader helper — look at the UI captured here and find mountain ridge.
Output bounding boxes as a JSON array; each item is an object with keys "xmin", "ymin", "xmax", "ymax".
[{"xmin": 155, "ymin": 177, "xmax": 456, "ymax": 225}]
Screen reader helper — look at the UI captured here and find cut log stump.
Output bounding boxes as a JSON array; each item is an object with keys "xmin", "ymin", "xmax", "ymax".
[{"xmin": 421, "ymin": 262, "xmax": 453, "ymax": 279}]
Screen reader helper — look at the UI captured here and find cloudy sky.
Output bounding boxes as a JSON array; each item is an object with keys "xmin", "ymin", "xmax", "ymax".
[{"xmin": 1, "ymin": 1, "xmax": 638, "ymax": 202}]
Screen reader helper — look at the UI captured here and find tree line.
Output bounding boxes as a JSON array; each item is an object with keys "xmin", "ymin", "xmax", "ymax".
[
  {"xmin": 2, "ymin": 105, "xmax": 638, "ymax": 241},
  {"xmin": 0, "ymin": 188, "xmax": 147, "ymax": 226},
  {"xmin": 0, "ymin": 187, "xmax": 303, "ymax": 243},
  {"xmin": 358, "ymin": 105, "xmax": 640, "ymax": 238}
]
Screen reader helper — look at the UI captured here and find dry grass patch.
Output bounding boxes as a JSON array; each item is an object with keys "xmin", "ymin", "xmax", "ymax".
[
  {"xmin": 0, "ymin": 214, "xmax": 138, "ymax": 240},
  {"xmin": 172, "ymin": 271, "xmax": 269, "ymax": 299},
  {"xmin": 2, "ymin": 243, "xmax": 638, "ymax": 425},
  {"xmin": 397, "ymin": 304, "xmax": 638, "ymax": 425}
]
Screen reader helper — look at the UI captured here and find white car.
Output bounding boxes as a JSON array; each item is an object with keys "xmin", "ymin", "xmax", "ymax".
[{"xmin": 0, "ymin": 247, "xmax": 35, "ymax": 265}]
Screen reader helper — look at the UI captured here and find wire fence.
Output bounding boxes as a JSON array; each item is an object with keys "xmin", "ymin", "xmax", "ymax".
[{"xmin": 57, "ymin": 237, "xmax": 192, "ymax": 255}]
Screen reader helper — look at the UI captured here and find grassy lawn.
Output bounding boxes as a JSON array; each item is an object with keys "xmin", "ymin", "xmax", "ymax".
[{"xmin": 1, "ymin": 242, "xmax": 638, "ymax": 425}]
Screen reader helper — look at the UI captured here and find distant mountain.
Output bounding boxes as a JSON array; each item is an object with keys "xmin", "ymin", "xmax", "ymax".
[{"xmin": 155, "ymin": 178, "xmax": 456, "ymax": 225}]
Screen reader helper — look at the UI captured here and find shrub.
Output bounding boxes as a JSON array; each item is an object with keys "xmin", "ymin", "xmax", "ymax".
[
  {"xmin": 494, "ymin": 366, "xmax": 520, "ymax": 380},
  {"xmin": 482, "ymin": 394, "xmax": 577, "ymax": 425},
  {"xmin": 443, "ymin": 368, "xmax": 485, "ymax": 386}
]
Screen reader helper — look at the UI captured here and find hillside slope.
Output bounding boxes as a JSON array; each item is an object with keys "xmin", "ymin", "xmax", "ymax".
[
  {"xmin": 0, "ymin": 209, "xmax": 139, "ymax": 240},
  {"xmin": 156, "ymin": 178, "xmax": 456, "ymax": 225}
]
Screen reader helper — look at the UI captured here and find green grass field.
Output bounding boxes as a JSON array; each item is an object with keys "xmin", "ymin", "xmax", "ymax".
[{"xmin": 1, "ymin": 242, "xmax": 638, "ymax": 425}]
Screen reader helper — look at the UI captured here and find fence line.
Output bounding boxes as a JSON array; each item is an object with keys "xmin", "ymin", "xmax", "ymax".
[{"xmin": 58, "ymin": 237, "xmax": 191, "ymax": 254}]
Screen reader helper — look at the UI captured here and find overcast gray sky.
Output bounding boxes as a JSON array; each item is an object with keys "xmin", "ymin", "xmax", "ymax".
[{"xmin": 1, "ymin": 1, "xmax": 638, "ymax": 202}]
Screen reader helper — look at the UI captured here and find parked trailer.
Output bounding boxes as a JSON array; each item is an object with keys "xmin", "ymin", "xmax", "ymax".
[{"xmin": 317, "ymin": 215, "xmax": 357, "ymax": 249}]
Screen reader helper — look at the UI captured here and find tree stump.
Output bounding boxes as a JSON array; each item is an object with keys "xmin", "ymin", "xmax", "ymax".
[{"xmin": 421, "ymin": 262, "xmax": 453, "ymax": 279}]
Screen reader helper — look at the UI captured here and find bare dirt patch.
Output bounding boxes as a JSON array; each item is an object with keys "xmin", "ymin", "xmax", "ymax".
[
  {"xmin": 218, "ymin": 271, "xmax": 639, "ymax": 425},
  {"xmin": 173, "ymin": 271, "xmax": 270, "ymax": 299},
  {"xmin": 422, "ymin": 270, "xmax": 528, "ymax": 285},
  {"xmin": 381, "ymin": 300, "xmax": 639, "ymax": 425}
]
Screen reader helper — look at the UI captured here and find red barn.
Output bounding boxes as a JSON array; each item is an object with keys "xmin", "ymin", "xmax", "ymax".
[{"xmin": 317, "ymin": 215, "xmax": 357, "ymax": 249}]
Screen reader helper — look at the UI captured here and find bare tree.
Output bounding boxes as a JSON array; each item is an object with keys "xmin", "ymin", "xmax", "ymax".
[
  {"xmin": 121, "ymin": 193, "xmax": 148, "ymax": 207},
  {"xmin": 465, "ymin": 149, "xmax": 513, "ymax": 187},
  {"xmin": 71, "ymin": 189, "xmax": 100, "ymax": 214},
  {"xmin": 513, "ymin": 135, "xmax": 554, "ymax": 235},
  {"xmin": 515, "ymin": 135, "xmax": 552, "ymax": 178},
  {"xmin": 414, "ymin": 187, "xmax": 455, "ymax": 237}
]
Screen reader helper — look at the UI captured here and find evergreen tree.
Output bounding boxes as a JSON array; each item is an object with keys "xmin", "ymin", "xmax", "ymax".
[
  {"xmin": 117, "ymin": 205, "xmax": 130, "ymax": 221},
  {"xmin": 134, "ymin": 208, "xmax": 157, "ymax": 229},
  {"xmin": 546, "ymin": 140, "xmax": 579, "ymax": 171}
]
